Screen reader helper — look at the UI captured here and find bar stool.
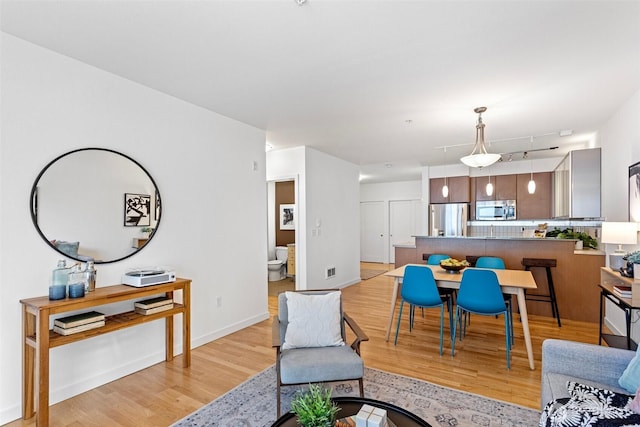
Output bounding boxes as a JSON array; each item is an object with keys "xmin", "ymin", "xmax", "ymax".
[{"xmin": 521, "ymin": 258, "xmax": 561, "ymax": 327}]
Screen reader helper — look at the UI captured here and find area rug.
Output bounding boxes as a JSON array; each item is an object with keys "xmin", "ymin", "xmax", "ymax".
[
  {"xmin": 172, "ymin": 366, "xmax": 540, "ymax": 426},
  {"xmin": 360, "ymin": 269, "xmax": 386, "ymax": 280}
]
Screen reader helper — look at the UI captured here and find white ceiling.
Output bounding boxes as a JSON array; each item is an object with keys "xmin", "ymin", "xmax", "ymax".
[{"xmin": 2, "ymin": 0, "xmax": 639, "ymax": 183}]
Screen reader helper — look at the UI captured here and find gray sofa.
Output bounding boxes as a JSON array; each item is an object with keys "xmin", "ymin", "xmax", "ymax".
[{"xmin": 541, "ymin": 338, "xmax": 635, "ymax": 409}]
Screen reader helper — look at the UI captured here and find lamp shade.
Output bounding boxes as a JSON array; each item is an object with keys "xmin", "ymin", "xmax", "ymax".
[
  {"xmin": 460, "ymin": 153, "xmax": 501, "ymax": 168},
  {"xmin": 601, "ymin": 222, "xmax": 638, "ymax": 249}
]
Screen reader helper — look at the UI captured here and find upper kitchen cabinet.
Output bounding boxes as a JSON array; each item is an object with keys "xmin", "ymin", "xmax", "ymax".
[
  {"xmin": 474, "ymin": 174, "xmax": 517, "ymax": 201},
  {"xmin": 553, "ymin": 148, "xmax": 601, "ymax": 218},
  {"xmin": 430, "ymin": 176, "xmax": 470, "ymax": 204},
  {"xmin": 517, "ymin": 172, "xmax": 552, "ymax": 219}
]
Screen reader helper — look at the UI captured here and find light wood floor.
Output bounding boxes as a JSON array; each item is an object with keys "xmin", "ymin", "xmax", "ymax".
[{"xmin": 5, "ymin": 262, "xmax": 601, "ymax": 426}]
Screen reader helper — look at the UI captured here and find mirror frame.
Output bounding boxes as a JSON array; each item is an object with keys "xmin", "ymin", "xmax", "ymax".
[{"xmin": 30, "ymin": 147, "xmax": 162, "ymax": 264}]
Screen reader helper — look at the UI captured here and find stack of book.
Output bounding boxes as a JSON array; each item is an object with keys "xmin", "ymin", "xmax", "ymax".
[
  {"xmin": 134, "ymin": 296, "xmax": 174, "ymax": 315},
  {"xmin": 53, "ymin": 311, "xmax": 105, "ymax": 335},
  {"xmin": 612, "ymin": 285, "xmax": 632, "ymax": 299}
]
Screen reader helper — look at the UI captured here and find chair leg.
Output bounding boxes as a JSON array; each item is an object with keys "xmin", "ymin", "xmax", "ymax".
[
  {"xmin": 451, "ymin": 307, "xmax": 459, "ymax": 356},
  {"xmin": 505, "ymin": 313, "xmax": 511, "ymax": 369},
  {"xmin": 508, "ymin": 301, "xmax": 514, "ymax": 348},
  {"xmin": 446, "ymin": 295, "xmax": 454, "ymax": 338},
  {"xmin": 439, "ymin": 305, "xmax": 444, "ymax": 355},
  {"xmin": 276, "ymin": 380, "xmax": 282, "ymax": 417},
  {"xmin": 394, "ymin": 300, "xmax": 406, "ymax": 345},
  {"xmin": 358, "ymin": 378, "xmax": 364, "ymax": 397}
]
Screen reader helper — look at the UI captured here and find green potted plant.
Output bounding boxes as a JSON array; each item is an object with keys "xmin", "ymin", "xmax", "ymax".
[
  {"xmin": 290, "ymin": 384, "xmax": 340, "ymax": 427},
  {"xmin": 547, "ymin": 228, "xmax": 598, "ymax": 249},
  {"xmin": 140, "ymin": 227, "xmax": 154, "ymax": 236},
  {"xmin": 621, "ymin": 251, "xmax": 640, "ymax": 277}
]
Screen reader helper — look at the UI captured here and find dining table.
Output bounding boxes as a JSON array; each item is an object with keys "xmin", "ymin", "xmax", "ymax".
[{"xmin": 384, "ymin": 264, "xmax": 538, "ymax": 370}]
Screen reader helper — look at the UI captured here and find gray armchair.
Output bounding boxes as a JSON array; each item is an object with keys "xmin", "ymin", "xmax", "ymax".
[
  {"xmin": 541, "ymin": 339, "xmax": 635, "ymax": 409},
  {"xmin": 272, "ymin": 290, "xmax": 369, "ymax": 416}
]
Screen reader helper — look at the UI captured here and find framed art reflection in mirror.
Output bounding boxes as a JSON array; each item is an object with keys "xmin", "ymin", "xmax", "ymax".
[{"xmin": 30, "ymin": 148, "xmax": 161, "ymax": 264}]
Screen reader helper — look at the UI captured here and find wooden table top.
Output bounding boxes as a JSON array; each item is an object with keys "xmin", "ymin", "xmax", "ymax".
[{"xmin": 384, "ymin": 264, "xmax": 537, "ymax": 290}]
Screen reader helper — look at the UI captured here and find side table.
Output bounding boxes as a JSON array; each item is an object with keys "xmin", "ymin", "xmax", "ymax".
[{"xmin": 598, "ymin": 267, "xmax": 639, "ymax": 350}]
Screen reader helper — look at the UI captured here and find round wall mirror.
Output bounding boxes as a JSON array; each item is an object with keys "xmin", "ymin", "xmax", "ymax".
[{"xmin": 30, "ymin": 148, "xmax": 161, "ymax": 264}]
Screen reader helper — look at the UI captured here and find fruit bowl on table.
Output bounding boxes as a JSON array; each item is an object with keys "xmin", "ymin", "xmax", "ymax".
[{"xmin": 439, "ymin": 259, "xmax": 469, "ymax": 273}]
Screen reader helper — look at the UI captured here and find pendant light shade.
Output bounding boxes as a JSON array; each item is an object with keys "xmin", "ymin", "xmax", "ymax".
[
  {"xmin": 442, "ymin": 183, "xmax": 449, "ymax": 198},
  {"xmin": 460, "ymin": 107, "xmax": 501, "ymax": 168},
  {"xmin": 527, "ymin": 176, "xmax": 536, "ymax": 194},
  {"xmin": 486, "ymin": 177, "xmax": 494, "ymax": 196}
]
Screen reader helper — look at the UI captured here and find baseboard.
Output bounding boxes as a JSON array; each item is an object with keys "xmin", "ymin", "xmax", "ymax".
[
  {"xmin": 604, "ymin": 316, "xmax": 624, "ymax": 336},
  {"xmin": 334, "ymin": 278, "xmax": 362, "ymax": 289},
  {"xmin": 191, "ymin": 311, "xmax": 270, "ymax": 349}
]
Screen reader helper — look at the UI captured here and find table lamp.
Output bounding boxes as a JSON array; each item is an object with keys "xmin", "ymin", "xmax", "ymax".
[{"xmin": 601, "ymin": 222, "xmax": 638, "ymax": 270}]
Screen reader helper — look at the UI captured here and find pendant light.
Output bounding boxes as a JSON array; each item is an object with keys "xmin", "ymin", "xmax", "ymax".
[
  {"xmin": 460, "ymin": 107, "xmax": 501, "ymax": 168},
  {"xmin": 527, "ymin": 136, "xmax": 536, "ymax": 194},
  {"xmin": 486, "ymin": 175, "xmax": 494, "ymax": 196},
  {"xmin": 442, "ymin": 147, "xmax": 449, "ymax": 198}
]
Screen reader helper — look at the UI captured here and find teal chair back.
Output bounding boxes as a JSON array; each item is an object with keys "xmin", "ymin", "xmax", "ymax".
[
  {"xmin": 456, "ymin": 269, "xmax": 506, "ymax": 314},
  {"xmin": 475, "ymin": 256, "xmax": 505, "ymax": 269},
  {"xmin": 426, "ymin": 254, "xmax": 450, "ymax": 265},
  {"xmin": 401, "ymin": 266, "xmax": 443, "ymax": 307}
]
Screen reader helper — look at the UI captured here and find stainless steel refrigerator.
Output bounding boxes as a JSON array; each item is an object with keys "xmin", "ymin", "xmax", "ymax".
[{"xmin": 429, "ymin": 203, "xmax": 469, "ymax": 237}]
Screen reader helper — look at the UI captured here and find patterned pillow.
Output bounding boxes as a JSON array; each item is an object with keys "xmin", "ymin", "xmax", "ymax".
[{"xmin": 540, "ymin": 382, "xmax": 640, "ymax": 427}]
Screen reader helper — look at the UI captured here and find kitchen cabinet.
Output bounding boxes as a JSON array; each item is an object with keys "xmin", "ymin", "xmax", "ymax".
[
  {"xmin": 516, "ymin": 172, "xmax": 552, "ymax": 219},
  {"xmin": 429, "ymin": 176, "xmax": 470, "ymax": 204},
  {"xmin": 553, "ymin": 148, "xmax": 601, "ymax": 218},
  {"xmin": 474, "ymin": 174, "xmax": 517, "ymax": 201}
]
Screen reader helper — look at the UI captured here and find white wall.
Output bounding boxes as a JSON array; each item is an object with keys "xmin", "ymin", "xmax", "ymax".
[
  {"xmin": 305, "ymin": 148, "xmax": 360, "ymax": 289},
  {"xmin": 267, "ymin": 146, "xmax": 360, "ymax": 290},
  {"xmin": 599, "ymin": 89, "xmax": 640, "ymax": 342},
  {"xmin": 360, "ymin": 180, "xmax": 422, "ymax": 202},
  {"xmin": 0, "ymin": 33, "xmax": 268, "ymax": 424}
]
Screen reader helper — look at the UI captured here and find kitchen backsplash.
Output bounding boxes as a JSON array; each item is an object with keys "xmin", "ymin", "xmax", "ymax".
[{"xmin": 467, "ymin": 220, "xmax": 602, "ymax": 239}]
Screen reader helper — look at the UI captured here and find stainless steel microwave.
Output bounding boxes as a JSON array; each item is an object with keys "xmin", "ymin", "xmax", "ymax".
[{"xmin": 475, "ymin": 200, "xmax": 516, "ymax": 220}]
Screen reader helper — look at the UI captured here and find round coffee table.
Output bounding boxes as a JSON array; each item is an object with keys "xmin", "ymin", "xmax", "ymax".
[{"xmin": 271, "ymin": 397, "xmax": 432, "ymax": 427}]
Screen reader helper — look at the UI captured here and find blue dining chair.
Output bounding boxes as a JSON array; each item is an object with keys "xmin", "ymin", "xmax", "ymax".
[
  {"xmin": 452, "ymin": 269, "xmax": 512, "ymax": 368},
  {"xmin": 474, "ymin": 256, "xmax": 513, "ymax": 345},
  {"xmin": 475, "ymin": 256, "xmax": 505, "ymax": 269},
  {"xmin": 394, "ymin": 265, "xmax": 450, "ymax": 355}
]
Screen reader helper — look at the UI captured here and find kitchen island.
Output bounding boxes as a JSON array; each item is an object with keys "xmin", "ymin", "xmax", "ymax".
[{"xmin": 395, "ymin": 236, "xmax": 605, "ymax": 322}]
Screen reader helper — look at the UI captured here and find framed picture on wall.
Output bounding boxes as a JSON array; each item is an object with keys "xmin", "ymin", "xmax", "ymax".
[
  {"xmin": 124, "ymin": 193, "xmax": 151, "ymax": 226},
  {"xmin": 630, "ymin": 161, "xmax": 640, "ymax": 222},
  {"xmin": 280, "ymin": 204, "xmax": 295, "ymax": 230}
]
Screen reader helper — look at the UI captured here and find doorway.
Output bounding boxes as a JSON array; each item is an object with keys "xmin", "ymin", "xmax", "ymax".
[
  {"xmin": 360, "ymin": 201, "xmax": 386, "ymax": 263},
  {"xmin": 267, "ymin": 179, "xmax": 296, "ymax": 295},
  {"xmin": 389, "ymin": 200, "xmax": 420, "ymax": 264}
]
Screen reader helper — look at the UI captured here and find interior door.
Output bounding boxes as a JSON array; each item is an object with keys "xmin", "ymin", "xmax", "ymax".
[
  {"xmin": 389, "ymin": 200, "xmax": 416, "ymax": 264},
  {"xmin": 360, "ymin": 201, "xmax": 386, "ymax": 263}
]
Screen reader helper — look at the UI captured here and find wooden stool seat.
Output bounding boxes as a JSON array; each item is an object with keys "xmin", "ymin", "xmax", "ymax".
[{"xmin": 521, "ymin": 257, "xmax": 561, "ymax": 326}]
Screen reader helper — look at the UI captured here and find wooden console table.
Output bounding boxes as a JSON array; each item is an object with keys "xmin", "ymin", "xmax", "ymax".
[{"xmin": 20, "ymin": 278, "xmax": 191, "ymax": 427}]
